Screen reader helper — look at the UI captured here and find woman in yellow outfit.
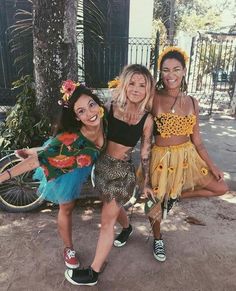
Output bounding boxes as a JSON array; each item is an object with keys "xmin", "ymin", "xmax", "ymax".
[{"xmin": 149, "ymin": 46, "xmax": 228, "ymax": 262}]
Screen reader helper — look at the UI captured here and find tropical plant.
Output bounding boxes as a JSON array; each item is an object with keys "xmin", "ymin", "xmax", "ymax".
[
  {"xmin": 7, "ymin": 0, "xmax": 33, "ymax": 77},
  {"xmin": 0, "ymin": 75, "xmax": 50, "ymax": 150},
  {"xmin": 7, "ymin": 0, "xmax": 104, "ymax": 78}
]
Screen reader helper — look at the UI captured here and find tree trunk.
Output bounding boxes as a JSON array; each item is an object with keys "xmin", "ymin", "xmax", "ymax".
[{"xmin": 33, "ymin": 0, "xmax": 78, "ymax": 123}]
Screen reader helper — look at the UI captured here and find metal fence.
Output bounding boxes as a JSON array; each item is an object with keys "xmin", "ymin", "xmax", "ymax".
[
  {"xmin": 77, "ymin": 36, "xmax": 158, "ymax": 88},
  {"xmin": 188, "ymin": 32, "xmax": 236, "ymax": 114},
  {"xmin": 0, "ymin": 36, "xmax": 158, "ymax": 113}
]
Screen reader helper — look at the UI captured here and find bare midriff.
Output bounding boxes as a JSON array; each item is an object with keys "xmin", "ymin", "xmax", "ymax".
[
  {"xmin": 106, "ymin": 141, "xmax": 133, "ymax": 161},
  {"xmin": 154, "ymin": 135, "xmax": 190, "ymax": 147}
]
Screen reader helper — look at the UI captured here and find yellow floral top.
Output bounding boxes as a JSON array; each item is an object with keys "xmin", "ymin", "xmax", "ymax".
[{"xmin": 154, "ymin": 113, "xmax": 196, "ymax": 138}]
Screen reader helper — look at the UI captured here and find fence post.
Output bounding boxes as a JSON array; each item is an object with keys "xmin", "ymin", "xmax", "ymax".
[
  {"xmin": 230, "ymin": 84, "xmax": 236, "ymax": 115},
  {"xmin": 153, "ymin": 31, "xmax": 159, "ymax": 81}
]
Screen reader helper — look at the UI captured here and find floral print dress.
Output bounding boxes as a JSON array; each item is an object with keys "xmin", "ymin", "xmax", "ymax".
[{"xmin": 34, "ymin": 115, "xmax": 107, "ymax": 204}]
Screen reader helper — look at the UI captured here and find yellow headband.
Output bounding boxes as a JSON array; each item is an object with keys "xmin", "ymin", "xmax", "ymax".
[
  {"xmin": 158, "ymin": 46, "xmax": 189, "ymax": 69},
  {"xmin": 108, "ymin": 77, "xmax": 120, "ymax": 89}
]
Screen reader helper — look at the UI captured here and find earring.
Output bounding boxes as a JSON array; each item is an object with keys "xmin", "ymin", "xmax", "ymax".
[
  {"xmin": 98, "ymin": 106, "xmax": 104, "ymax": 118},
  {"xmin": 181, "ymin": 76, "xmax": 187, "ymax": 92},
  {"xmin": 159, "ymin": 78, "xmax": 165, "ymax": 89}
]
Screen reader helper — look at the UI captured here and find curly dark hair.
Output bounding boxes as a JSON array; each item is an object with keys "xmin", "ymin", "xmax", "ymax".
[{"xmin": 54, "ymin": 85, "xmax": 103, "ymax": 134}]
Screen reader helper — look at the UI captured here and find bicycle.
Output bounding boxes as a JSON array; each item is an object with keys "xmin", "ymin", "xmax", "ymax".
[
  {"xmin": 0, "ymin": 151, "xmax": 141, "ymax": 213},
  {"xmin": 0, "ymin": 151, "xmax": 45, "ymax": 212}
]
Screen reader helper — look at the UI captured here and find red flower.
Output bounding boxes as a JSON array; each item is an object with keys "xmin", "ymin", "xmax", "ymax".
[
  {"xmin": 41, "ymin": 165, "xmax": 49, "ymax": 177},
  {"xmin": 60, "ymin": 80, "xmax": 79, "ymax": 101},
  {"xmin": 48, "ymin": 155, "xmax": 76, "ymax": 168},
  {"xmin": 58, "ymin": 133, "xmax": 78, "ymax": 146},
  {"xmin": 76, "ymin": 154, "xmax": 92, "ymax": 168}
]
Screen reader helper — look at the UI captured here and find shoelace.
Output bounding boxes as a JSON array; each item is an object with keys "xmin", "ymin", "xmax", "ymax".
[
  {"xmin": 66, "ymin": 249, "xmax": 76, "ymax": 259},
  {"xmin": 154, "ymin": 240, "xmax": 165, "ymax": 254}
]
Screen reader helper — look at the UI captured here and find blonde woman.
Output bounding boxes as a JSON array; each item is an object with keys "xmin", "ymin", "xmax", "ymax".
[{"xmin": 65, "ymin": 64, "xmax": 155, "ymax": 286}]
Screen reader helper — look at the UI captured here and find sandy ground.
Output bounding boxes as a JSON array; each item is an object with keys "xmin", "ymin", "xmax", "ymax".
[{"xmin": 1, "ymin": 191, "xmax": 236, "ymax": 291}]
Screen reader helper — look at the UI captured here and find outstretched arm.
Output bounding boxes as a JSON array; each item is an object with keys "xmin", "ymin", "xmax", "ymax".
[
  {"xmin": 191, "ymin": 98, "xmax": 224, "ymax": 181},
  {"xmin": 15, "ymin": 146, "xmax": 46, "ymax": 159},
  {"xmin": 0, "ymin": 155, "xmax": 40, "ymax": 183},
  {"xmin": 140, "ymin": 114, "xmax": 155, "ymax": 199}
]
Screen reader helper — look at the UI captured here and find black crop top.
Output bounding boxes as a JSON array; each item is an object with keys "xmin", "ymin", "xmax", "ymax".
[{"xmin": 107, "ymin": 105, "xmax": 148, "ymax": 147}]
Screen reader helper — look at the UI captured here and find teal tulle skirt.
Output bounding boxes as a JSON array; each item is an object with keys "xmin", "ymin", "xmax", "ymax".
[{"xmin": 33, "ymin": 166, "xmax": 92, "ymax": 204}]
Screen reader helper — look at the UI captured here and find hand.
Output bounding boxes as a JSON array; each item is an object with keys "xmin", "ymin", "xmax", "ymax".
[
  {"xmin": 142, "ymin": 185, "xmax": 156, "ymax": 202},
  {"xmin": 15, "ymin": 148, "xmax": 38, "ymax": 159},
  {"xmin": 210, "ymin": 165, "xmax": 224, "ymax": 182}
]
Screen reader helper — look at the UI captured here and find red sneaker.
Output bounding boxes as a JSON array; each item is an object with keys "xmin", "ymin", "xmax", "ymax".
[{"xmin": 64, "ymin": 247, "xmax": 80, "ymax": 269}]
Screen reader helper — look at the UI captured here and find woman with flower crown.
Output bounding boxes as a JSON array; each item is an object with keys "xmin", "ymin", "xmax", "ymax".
[
  {"xmin": 65, "ymin": 64, "xmax": 155, "ymax": 286},
  {"xmin": 144, "ymin": 46, "xmax": 228, "ymax": 263},
  {"xmin": 0, "ymin": 80, "xmax": 108, "ymax": 269}
]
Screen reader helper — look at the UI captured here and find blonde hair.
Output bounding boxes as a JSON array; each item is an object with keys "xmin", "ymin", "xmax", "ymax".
[{"xmin": 112, "ymin": 64, "xmax": 154, "ymax": 112}]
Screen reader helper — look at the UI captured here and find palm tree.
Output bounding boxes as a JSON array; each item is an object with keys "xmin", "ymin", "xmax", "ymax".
[{"xmin": 7, "ymin": 0, "xmax": 104, "ymax": 122}]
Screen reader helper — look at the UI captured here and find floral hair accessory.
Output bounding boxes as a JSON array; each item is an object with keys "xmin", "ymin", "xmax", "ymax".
[
  {"xmin": 158, "ymin": 46, "xmax": 189, "ymax": 69},
  {"xmin": 98, "ymin": 106, "xmax": 104, "ymax": 118},
  {"xmin": 58, "ymin": 80, "xmax": 80, "ymax": 107},
  {"xmin": 108, "ymin": 77, "xmax": 120, "ymax": 89}
]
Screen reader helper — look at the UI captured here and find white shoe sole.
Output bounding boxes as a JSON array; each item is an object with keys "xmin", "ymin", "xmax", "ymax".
[
  {"xmin": 64, "ymin": 269, "xmax": 97, "ymax": 286},
  {"xmin": 153, "ymin": 251, "xmax": 166, "ymax": 262},
  {"xmin": 113, "ymin": 230, "xmax": 133, "ymax": 247},
  {"xmin": 65, "ymin": 261, "xmax": 80, "ymax": 269}
]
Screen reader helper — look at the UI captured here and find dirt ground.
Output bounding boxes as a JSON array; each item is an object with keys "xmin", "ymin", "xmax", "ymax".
[{"xmin": 1, "ymin": 191, "xmax": 236, "ymax": 291}]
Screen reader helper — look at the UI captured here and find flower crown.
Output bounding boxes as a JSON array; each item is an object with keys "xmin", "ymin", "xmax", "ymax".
[
  {"xmin": 158, "ymin": 46, "xmax": 189, "ymax": 69},
  {"xmin": 58, "ymin": 80, "xmax": 80, "ymax": 107},
  {"xmin": 108, "ymin": 77, "xmax": 120, "ymax": 89}
]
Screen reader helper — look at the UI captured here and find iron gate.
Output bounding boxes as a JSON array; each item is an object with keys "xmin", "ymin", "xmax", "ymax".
[
  {"xmin": 77, "ymin": 35, "xmax": 159, "ymax": 88},
  {"xmin": 188, "ymin": 32, "xmax": 236, "ymax": 115}
]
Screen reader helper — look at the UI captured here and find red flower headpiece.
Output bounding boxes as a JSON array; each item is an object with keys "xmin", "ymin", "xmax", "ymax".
[{"xmin": 58, "ymin": 80, "xmax": 80, "ymax": 107}]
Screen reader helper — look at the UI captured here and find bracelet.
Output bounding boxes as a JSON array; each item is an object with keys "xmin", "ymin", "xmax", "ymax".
[{"xmin": 6, "ymin": 169, "xmax": 12, "ymax": 179}]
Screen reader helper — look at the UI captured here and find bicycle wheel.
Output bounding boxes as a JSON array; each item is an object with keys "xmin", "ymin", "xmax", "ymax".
[{"xmin": 0, "ymin": 154, "xmax": 45, "ymax": 212}]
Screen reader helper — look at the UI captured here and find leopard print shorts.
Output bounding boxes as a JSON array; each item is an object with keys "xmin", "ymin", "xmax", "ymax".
[{"xmin": 94, "ymin": 153, "xmax": 136, "ymax": 206}]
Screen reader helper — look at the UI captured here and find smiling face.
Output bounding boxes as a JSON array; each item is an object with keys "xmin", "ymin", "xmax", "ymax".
[
  {"xmin": 161, "ymin": 58, "xmax": 186, "ymax": 90},
  {"xmin": 73, "ymin": 94, "xmax": 100, "ymax": 127},
  {"xmin": 126, "ymin": 73, "xmax": 147, "ymax": 104}
]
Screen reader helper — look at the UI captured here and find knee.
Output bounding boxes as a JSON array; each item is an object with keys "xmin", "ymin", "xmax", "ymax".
[
  {"xmin": 215, "ymin": 182, "xmax": 229, "ymax": 196},
  {"xmin": 100, "ymin": 218, "xmax": 115, "ymax": 233},
  {"xmin": 59, "ymin": 203, "xmax": 75, "ymax": 216}
]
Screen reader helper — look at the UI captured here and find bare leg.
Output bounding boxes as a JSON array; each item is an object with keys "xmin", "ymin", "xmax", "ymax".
[
  {"xmin": 117, "ymin": 207, "xmax": 130, "ymax": 228},
  {"xmin": 58, "ymin": 201, "xmax": 76, "ymax": 248},
  {"xmin": 149, "ymin": 218, "xmax": 161, "ymax": 239},
  {"xmin": 91, "ymin": 199, "xmax": 121, "ymax": 272},
  {"xmin": 182, "ymin": 179, "xmax": 229, "ymax": 199}
]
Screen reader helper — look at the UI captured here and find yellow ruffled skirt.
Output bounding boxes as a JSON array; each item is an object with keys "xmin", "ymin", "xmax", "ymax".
[{"xmin": 138, "ymin": 141, "xmax": 214, "ymax": 202}]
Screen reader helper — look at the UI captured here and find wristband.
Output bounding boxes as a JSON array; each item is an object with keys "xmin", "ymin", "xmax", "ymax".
[{"xmin": 6, "ymin": 169, "xmax": 12, "ymax": 179}]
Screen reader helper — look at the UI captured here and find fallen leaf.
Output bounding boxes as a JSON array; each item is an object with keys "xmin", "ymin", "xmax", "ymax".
[{"xmin": 184, "ymin": 216, "xmax": 206, "ymax": 226}]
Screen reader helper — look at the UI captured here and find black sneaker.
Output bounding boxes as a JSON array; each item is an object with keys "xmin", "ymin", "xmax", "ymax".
[
  {"xmin": 114, "ymin": 224, "xmax": 133, "ymax": 247},
  {"xmin": 167, "ymin": 197, "xmax": 178, "ymax": 212},
  {"xmin": 162, "ymin": 197, "xmax": 178, "ymax": 219},
  {"xmin": 65, "ymin": 266, "xmax": 98, "ymax": 286},
  {"xmin": 153, "ymin": 238, "xmax": 166, "ymax": 262}
]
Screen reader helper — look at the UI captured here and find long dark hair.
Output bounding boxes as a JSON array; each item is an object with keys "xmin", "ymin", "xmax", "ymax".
[
  {"xmin": 54, "ymin": 85, "xmax": 103, "ymax": 134},
  {"xmin": 156, "ymin": 50, "xmax": 187, "ymax": 92}
]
